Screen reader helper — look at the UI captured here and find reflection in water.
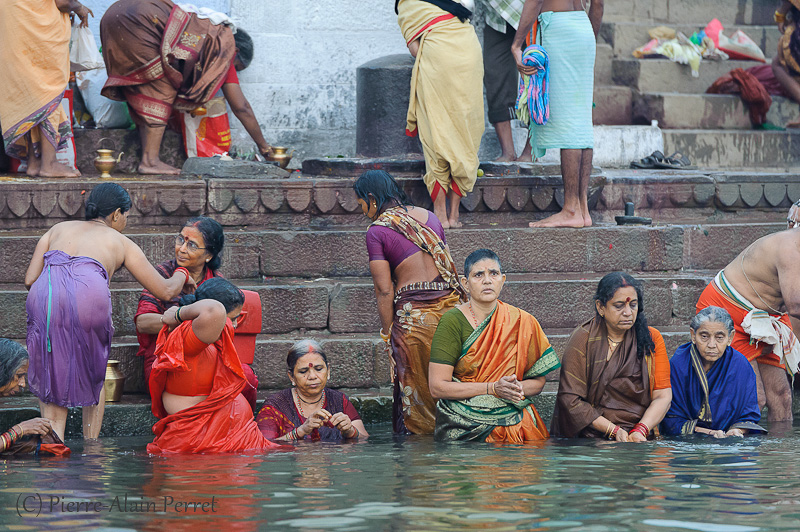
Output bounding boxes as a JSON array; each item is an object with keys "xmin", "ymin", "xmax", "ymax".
[{"xmin": 3, "ymin": 426, "xmax": 800, "ymax": 531}]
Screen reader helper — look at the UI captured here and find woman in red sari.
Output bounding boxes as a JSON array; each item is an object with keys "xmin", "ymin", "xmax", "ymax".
[{"xmin": 148, "ymin": 278, "xmax": 280, "ymax": 454}]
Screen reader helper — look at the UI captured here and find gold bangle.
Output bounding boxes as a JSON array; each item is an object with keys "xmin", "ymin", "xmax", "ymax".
[
  {"xmin": 379, "ymin": 328, "xmax": 390, "ymax": 342},
  {"xmin": 775, "ymin": 10, "xmax": 786, "ymax": 23}
]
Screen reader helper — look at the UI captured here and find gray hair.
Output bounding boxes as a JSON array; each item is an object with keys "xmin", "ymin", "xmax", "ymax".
[
  {"xmin": 287, "ymin": 339, "xmax": 328, "ymax": 370},
  {"xmin": 689, "ymin": 306, "xmax": 735, "ymax": 334},
  {"xmin": 0, "ymin": 339, "xmax": 28, "ymax": 389}
]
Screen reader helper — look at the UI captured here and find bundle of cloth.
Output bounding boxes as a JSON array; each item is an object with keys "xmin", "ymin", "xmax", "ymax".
[{"xmin": 515, "ymin": 45, "xmax": 549, "ymax": 127}]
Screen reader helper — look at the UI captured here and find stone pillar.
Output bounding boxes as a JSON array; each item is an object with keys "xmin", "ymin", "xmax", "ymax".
[{"xmin": 356, "ymin": 54, "xmax": 423, "ymax": 157}]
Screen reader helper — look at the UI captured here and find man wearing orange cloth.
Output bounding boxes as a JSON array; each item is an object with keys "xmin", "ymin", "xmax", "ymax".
[{"xmin": 696, "ymin": 229, "xmax": 800, "ymax": 422}]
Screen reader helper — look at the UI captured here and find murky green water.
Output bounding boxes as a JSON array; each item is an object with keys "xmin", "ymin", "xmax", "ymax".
[{"xmin": 3, "ymin": 423, "xmax": 800, "ymax": 531}]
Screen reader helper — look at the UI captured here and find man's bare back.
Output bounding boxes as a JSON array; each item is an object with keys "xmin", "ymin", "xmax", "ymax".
[{"xmin": 722, "ymin": 229, "xmax": 800, "ymax": 319}]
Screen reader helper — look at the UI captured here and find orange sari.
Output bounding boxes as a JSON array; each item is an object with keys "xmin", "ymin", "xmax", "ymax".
[
  {"xmin": 148, "ymin": 321, "xmax": 281, "ymax": 454},
  {"xmin": 434, "ymin": 301, "xmax": 560, "ymax": 443}
]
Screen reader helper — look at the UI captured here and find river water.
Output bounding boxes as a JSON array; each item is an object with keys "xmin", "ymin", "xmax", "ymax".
[{"xmin": 2, "ymin": 424, "xmax": 800, "ymax": 531}]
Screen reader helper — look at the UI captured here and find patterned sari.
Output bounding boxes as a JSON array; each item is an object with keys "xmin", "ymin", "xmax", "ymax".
[
  {"xmin": 434, "ymin": 301, "xmax": 561, "ymax": 443},
  {"xmin": 372, "ymin": 206, "xmax": 466, "ymax": 434}
]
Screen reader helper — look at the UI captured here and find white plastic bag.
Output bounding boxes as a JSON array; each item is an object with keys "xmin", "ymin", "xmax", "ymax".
[
  {"xmin": 69, "ymin": 21, "xmax": 104, "ymax": 72},
  {"xmin": 75, "ymin": 70, "xmax": 133, "ymax": 129}
]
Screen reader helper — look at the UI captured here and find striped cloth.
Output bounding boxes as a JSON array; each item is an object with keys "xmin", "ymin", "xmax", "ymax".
[
  {"xmin": 483, "ymin": 0, "xmax": 524, "ymax": 32},
  {"xmin": 515, "ymin": 44, "xmax": 549, "ymax": 126}
]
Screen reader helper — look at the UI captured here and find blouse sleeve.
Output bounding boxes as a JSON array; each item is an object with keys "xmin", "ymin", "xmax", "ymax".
[
  {"xmin": 342, "ymin": 394, "xmax": 361, "ymax": 421},
  {"xmin": 649, "ymin": 328, "xmax": 671, "ymax": 390},
  {"xmin": 365, "ymin": 226, "xmax": 387, "ymax": 262},
  {"xmin": 255, "ymin": 404, "xmax": 291, "ymax": 439},
  {"xmin": 429, "ymin": 310, "xmax": 465, "ymax": 366}
]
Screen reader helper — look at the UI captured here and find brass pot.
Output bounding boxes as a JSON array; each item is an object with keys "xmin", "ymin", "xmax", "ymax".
[
  {"xmin": 104, "ymin": 360, "xmax": 125, "ymax": 402},
  {"xmin": 266, "ymin": 146, "xmax": 295, "ymax": 169}
]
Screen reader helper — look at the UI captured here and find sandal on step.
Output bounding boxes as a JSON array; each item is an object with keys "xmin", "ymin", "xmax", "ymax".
[
  {"xmin": 630, "ymin": 150, "xmax": 665, "ymax": 169},
  {"xmin": 655, "ymin": 151, "xmax": 697, "ymax": 170}
]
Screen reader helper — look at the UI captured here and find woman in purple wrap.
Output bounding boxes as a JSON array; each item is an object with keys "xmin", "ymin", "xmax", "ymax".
[{"xmin": 24, "ymin": 183, "xmax": 195, "ymax": 440}]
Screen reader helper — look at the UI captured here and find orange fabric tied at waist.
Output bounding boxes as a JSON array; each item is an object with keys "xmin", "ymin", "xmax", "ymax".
[{"xmin": 162, "ymin": 324, "xmax": 216, "ymax": 397}]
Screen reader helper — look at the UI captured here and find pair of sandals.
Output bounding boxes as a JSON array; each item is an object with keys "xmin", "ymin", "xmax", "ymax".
[{"xmin": 630, "ymin": 150, "xmax": 696, "ymax": 170}]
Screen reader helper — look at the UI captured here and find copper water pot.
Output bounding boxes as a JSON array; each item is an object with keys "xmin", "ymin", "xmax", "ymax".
[
  {"xmin": 266, "ymin": 146, "xmax": 295, "ymax": 169},
  {"xmin": 104, "ymin": 360, "xmax": 125, "ymax": 402}
]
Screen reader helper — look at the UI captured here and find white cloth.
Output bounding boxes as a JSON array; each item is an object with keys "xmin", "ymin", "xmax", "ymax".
[
  {"xmin": 176, "ymin": 4, "xmax": 237, "ymax": 32},
  {"xmin": 714, "ymin": 271, "xmax": 800, "ymax": 374}
]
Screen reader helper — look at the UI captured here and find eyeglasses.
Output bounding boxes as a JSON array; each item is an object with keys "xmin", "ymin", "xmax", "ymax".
[
  {"xmin": 233, "ymin": 310, "xmax": 247, "ymax": 328},
  {"xmin": 175, "ymin": 235, "xmax": 206, "ymax": 252},
  {"xmin": 788, "ymin": 219, "xmax": 798, "ymax": 229}
]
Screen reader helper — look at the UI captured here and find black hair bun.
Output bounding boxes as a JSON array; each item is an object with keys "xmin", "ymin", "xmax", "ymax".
[{"xmin": 178, "ymin": 294, "xmax": 197, "ymax": 306}]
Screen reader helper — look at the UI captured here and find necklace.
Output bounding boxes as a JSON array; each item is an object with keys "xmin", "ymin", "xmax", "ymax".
[
  {"xmin": 294, "ymin": 389, "xmax": 324, "ymax": 418},
  {"xmin": 468, "ymin": 301, "xmax": 479, "ymax": 327}
]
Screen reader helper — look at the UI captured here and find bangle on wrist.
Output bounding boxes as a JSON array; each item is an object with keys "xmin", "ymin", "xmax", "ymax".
[
  {"xmin": 775, "ymin": 10, "xmax": 786, "ymax": 23},
  {"xmin": 379, "ymin": 328, "xmax": 391, "ymax": 343},
  {"xmin": 175, "ymin": 267, "xmax": 191, "ymax": 284},
  {"xmin": 609, "ymin": 425, "xmax": 619, "ymax": 440},
  {"xmin": 347, "ymin": 426, "xmax": 359, "ymax": 439},
  {"xmin": 175, "ymin": 306, "xmax": 183, "ymax": 324}
]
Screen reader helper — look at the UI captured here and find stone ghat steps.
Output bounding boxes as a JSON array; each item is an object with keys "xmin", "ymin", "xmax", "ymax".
[
  {"xmin": 613, "ymin": 58, "xmax": 771, "ymax": 95},
  {"xmin": 0, "ymin": 223, "xmax": 784, "ymax": 285},
  {"xmin": 662, "ymin": 129, "xmax": 800, "ymax": 168},
  {"xmin": 634, "ymin": 93, "xmax": 799, "ymax": 130},
  {"xmin": 601, "ymin": 22, "xmax": 781, "ymax": 58},
  {"xmin": 602, "ymin": 0, "xmax": 774, "ymax": 26},
  {"xmin": 1, "ymin": 171, "xmax": 798, "ymax": 230},
  {"xmin": 0, "ymin": 271, "xmax": 720, "ymax": 343}
]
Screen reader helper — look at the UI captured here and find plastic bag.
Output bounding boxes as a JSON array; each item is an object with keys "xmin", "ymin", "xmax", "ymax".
[
  {"xmin": 704, "ymin": 19, "xmax": 766, "ymax": 62},
  {"xmin": 75, "ymin": 70, "xmax": 133, "ymax": 129},
  {"xmin": 69, "ymin": 21, "xmax": 104, "ymax": 72},
  {"xmin": 180, "ymin": 97, "xmax": 232, "ymax": 157}
]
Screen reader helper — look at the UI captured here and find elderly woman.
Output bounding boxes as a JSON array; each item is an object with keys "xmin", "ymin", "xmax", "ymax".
[
  {"xmin": 551, "ymin": 272, "xmax": 672, "ymax": 441},
  {"xmin": 25, "ymin": 183, "xmax": 193, "ymax": 441},
  {"xmin": 773, "ymin": 1, "xmax": 800, "ymax": 128},
  {"xmin": 99, "ymin": 0, "xmax": 272, "ymax": 174},
  {"xmin": 0, "ymin": 0, "xmax": 91, "ymax": 177},
  {"xmin": 429, "ymin": 249, "xmax": 560, "ymax": 443},
  {"xmin": 0, "ymin": 339, "xmax": 69, "ymax": 456},
  {"xmin": 148, "ymin": 278, "xmax": 280, "ymax": 454},
  {"xmin": 354, "ymin": 170, "xmax": 466, "ymax": 435},
  {"xmin": 662, "ymin": 307, "xmax": 766, "ymax": 437},
  {"xmin": 255, "ymin": 340, "xmax": 369, "ymax": 442}
]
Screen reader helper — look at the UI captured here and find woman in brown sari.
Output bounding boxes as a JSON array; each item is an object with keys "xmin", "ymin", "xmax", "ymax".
[
  {"xmin": 773, "ymin": 2, "xmax": 800, "ymax": 127},
  {"xmin": 551, "ymin": 272, "xmax": 672, "ymax": 441},
  {"xmin": 354, "ymin": 170, "xmax": 466, "ymax": 434}
]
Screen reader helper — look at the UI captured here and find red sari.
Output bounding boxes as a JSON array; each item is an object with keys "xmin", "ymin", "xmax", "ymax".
[{"xmin": 148, "ymin": 321, "xmax": 281, "ymax": 454}]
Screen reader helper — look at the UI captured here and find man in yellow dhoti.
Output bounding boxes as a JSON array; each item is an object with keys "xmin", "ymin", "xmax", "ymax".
[
  {"xmin": 396, "ymin": 0, "xmax": 485, "ymax": 229},
  {"xmin": 0, "ymin": 0, "xmax": 92, "ymax": 177}
]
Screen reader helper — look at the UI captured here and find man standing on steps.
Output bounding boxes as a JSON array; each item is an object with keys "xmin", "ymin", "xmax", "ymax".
[
  {"xmin": 480, "ymin": 0, "xmax": 533, "ymax": 162},
  {"xmin": 695, "ymin": 229, "xmax": 800, "ymax": 423},
  {"xmin": 511, "ymin": 0, "xmax": 603, "ymax": 228}
]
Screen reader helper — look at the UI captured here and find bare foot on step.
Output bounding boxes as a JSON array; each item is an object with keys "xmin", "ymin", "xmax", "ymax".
[
  {"xmin": 39, "ymin": 162, "xmax": 80, "ymax": 177},
  {"xmin": 787, "ymin": 117, "xmax": 800, "ymax": 128},
  {"xmin": 529, "ymin": 210, "xmax": 585, "ymax": 228},
  {"xmin": 139, "ymin": 160, "xmax": 181, "ymax": 175},
  {"xmin": 494, "ymin": 153, "xmax": 517, "ymax": 162}
]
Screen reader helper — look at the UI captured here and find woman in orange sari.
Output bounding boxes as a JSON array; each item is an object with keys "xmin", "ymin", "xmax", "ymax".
[
  {"xmin": 429, "ymin": 249, "xmax": 560, "ymax": 442},
  {"xmin": 148, "ymin": 278, "xmax": 281, "ymax": 454}
]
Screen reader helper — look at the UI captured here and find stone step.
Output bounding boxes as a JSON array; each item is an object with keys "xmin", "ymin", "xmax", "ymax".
[
  {"xmin": 602, "ymin": 22, "xmax": 780, "ymax": 58},
  {"xmin": 595, "ymin": 43, "xmax": 614, "ymax": 85},
  {"xmin": 613, "ymin": 58, "xmax": 770, "ymax": 94},
  {"xmin": 593, "ymin": 86, "xmax": 633, "ymax": 125},
  {"xmin": 635, "ymin": 93, "xmax": 800, "ymax": 129},
  {"xmin": 0, "ymin": 272, "xmax": 718, "ymax": 347},
  {"xmin": 0, "ymin": 222, "xmax": 785, "ymax": 285},
  {"xmin": 662, "ymin": 129, "xmax": 800, "ymax": 168},
  {"xmin": 602, "ymin": 0, "xmax": 774, "ymax": 26}
]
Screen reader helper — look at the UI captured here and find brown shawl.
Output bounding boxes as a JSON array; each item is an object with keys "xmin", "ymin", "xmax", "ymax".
[{"xmin": 550, "ymin": 317, "xmax": 653, "ymax": 438}]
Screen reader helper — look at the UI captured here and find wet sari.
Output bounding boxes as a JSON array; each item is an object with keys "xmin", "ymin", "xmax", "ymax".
[
  {"xmin": 371, "ymin": 206, "xmax": 467, "ymax": 435},
  {"xmin": 434, "ymin": 301, "xmax": 561, "ymax": 443},
  {"xmin": 255, "ymin": 388, "xmax": 362, "ymax": 442}
]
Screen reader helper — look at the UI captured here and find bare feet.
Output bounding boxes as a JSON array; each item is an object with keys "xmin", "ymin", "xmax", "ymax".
[
  {"xmin": 529, "ymin": 209, "xmax": 585, "ymax": 228},
  {"xmin": 448, "ymin": 218, "xmax": 462, "ymax": 229},
  {"xmin": 516, "ymin": 153, "xmax": 533, "ymax": 163},
  {"xmin": 139, "ymin": 160, "xmax": 181, "ymax": 175},
  {"xmin": 494, "ymin": 153, "xmax": 517, "ymax": 162},
  {"xmin": 39, "ymin": 161, "xmax": 80, "ymax": 177},
  {"xmin": 787, "ymin": 117, "xmax": 800, "ymax": 128},
  {"xmin": 26, "ymin": 158, "xmax": 41, "ymax": 177}
]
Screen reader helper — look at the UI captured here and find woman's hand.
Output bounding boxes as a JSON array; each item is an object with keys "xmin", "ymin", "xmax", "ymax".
[
  {"xmin": 614, "ymin": 428, "xmax": 629, "ymax": 442},
  {"xmin": 408, "ymin": 39, "xmax": 420, "ymax": 58},
  {"xmin": 162, "ymin": 306, "xmax": 180, "ymax": 328},
  {"xmin": 297, "ymin": 409, "xmax": 331, "ymax": 437},
  {"xmin": 328, "ymin": 412, "xmax": 356, "ymax": 437},
  {"xmin": 493, "ymin": 375, "xmax": 524, "ymax": 402},
  {"xmin": 75, "ymin": 3, "xmax": 93, "ymax": 27},
  {"xmin": 15, "ymin": 418, "xmax": 52, "ymax": 436},
  {"xmin": 512, "ymin": 44, "xmax": 538, "ymax": 76},
  {"xmin": 629, "ymin": 430, "xmax": 647, "ymax": 443},
  {"xmin": 726, "ymin": 428, "xmax": 744, "ymax": 438}
]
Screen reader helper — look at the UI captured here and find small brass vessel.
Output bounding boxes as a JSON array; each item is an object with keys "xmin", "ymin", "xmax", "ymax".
[
  {"xmin": 266, "ymin": 146, "xmax": 295, "ymax": 169},
  {"xmin": 94, "ymin": 138, "xmax": 124, "ymax": 178},
  {"xmin": 104, "ymin": 360, "xmax": 125, "ymax": 402}
]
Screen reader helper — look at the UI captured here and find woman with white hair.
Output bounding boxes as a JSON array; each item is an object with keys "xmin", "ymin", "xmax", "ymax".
[{"xmin": 662, "ymin": 306, "xmax": 766, "ymax": 437}]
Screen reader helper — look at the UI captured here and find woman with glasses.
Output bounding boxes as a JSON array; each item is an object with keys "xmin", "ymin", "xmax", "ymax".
[{"xmin": 134, "ymin": 217, "xmax": 258, "ymax": 410}]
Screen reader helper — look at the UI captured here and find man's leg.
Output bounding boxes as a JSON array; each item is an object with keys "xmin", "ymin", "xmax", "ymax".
[
  {"xmin": 447, "ymin": 188, "xmax": 462, "ymax": 228},
  {"xmin": 82, "ymin": 384, "xmax": 106, "ymax": 439},
  {"xmin": 484, "ymin": 23, "xmax": 519, "ymax": 161},
  {"xmin": 750, "ymin": 360, "xmax": 767, "ymax": 411},
  {"xmin": 432, "ymin": 183, "xmax": 449, "ymax": 229},
  {"xmin": 758, "ymin": 362, "xmax": 793, "ymax": 421},
  {"xmin": 530, "ymin": 148, "xmax": 584, "ymax": 227},
  {"xmin": 39, "ymin": 401, "xmax": 68, "ymax": 441},
  {"xmin": 579, "ymin": 148, "xmax": 593, "ymax": 227},
  {"xmin": 493, "ymin": 121, "xmax": 517, "ymax": 162}
]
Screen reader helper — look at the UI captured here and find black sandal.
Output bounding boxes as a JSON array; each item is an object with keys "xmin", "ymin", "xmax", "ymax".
[
  {"xmin": 655, "ymin": 151, "xmax": 697, "ymax": 170},
  {"xmin": 630, "ymin": 150, "xmax": 665, "ymax": 169}
]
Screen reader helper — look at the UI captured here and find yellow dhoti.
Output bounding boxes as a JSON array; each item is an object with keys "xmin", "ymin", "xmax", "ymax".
[
  {"xmin": 0, "ymin": 0, "xmax": 71, "ymax": 161},
  {"xmin": 397, "ymin": 0, "xmax": 484, "ymax": 199}
]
